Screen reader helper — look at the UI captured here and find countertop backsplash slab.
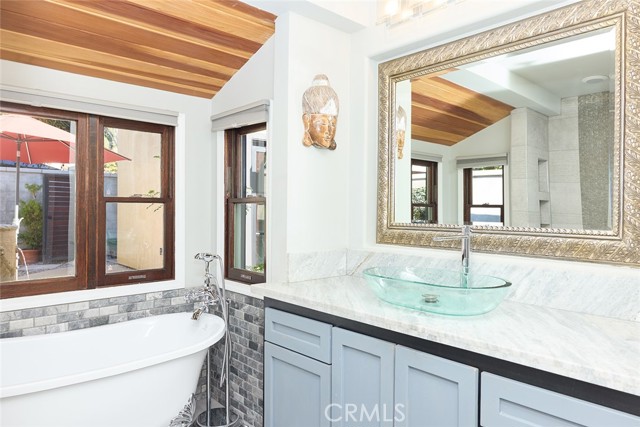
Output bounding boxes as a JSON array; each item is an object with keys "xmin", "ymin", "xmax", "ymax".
[
  {"xmin": 288, "ymin": 250, "xmax": 347, "ymax": 282},
  {"xmin": 253, "ymin": 276, "xmax": 640, "ymax": 396}
]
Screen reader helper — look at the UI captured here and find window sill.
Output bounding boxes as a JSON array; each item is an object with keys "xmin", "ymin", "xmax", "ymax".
[
  {"xmin": 0, "ymin": 280, "xmax": 183, "ymax": 312},
  {"xmin": 224, "ymin": 279, "xmax": 265, "ymax": 300}
]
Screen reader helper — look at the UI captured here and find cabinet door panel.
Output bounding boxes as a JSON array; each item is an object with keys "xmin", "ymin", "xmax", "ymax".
[
  {"xmin": 264, "ymin": 342, "xmax": 331, "ymax": 427},
  {"xmin": 331, "ymin": 327, "xmax": 395, "ymax": 427},
  {"xmin": 395, "ymin": 345, "xmax": 479, "ymax": 427},
  {"xmin": 265, "ymin": 308, "xmax": 332, "ymax": 363},
  {"xmin": 481, "ymin": 373, "xmax": 640, "ymax": 427}
]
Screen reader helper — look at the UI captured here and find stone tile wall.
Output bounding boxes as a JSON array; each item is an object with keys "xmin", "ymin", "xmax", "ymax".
[
  {"xmin": 204, "ymin": 290, "xmax": 265, "ymax": 427},
  {"xmin": 0, "ymin": 288, "xmax": 195, "ymax": 338}
]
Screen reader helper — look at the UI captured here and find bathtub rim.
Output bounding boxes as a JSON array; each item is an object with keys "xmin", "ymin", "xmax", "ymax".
[{"xmin": 0, "ymin": 312, "xmax": 225, "ymax": 398}]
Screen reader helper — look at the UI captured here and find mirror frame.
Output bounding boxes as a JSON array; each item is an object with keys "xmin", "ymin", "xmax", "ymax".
[{"xmin": 377, "ymin": 0, "xmax": 640, "ymax": 266}]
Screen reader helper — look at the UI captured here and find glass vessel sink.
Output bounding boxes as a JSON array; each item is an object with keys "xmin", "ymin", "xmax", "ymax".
[{"xmin": 363, "ymin": 267, "xmax": 511, "ymax": 316}]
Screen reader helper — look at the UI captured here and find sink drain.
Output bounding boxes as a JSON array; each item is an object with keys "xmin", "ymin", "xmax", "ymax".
[{"xmin": 422, "ymin": 294, "xmax": 439, "ymax": 303}]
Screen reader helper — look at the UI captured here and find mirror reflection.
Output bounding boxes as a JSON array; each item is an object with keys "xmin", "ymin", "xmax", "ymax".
[{"xmin": 394, "ymin": 27, "xmax": 616, "ymax": 230}]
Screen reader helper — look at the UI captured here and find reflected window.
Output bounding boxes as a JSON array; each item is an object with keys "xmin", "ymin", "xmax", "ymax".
[
  {"xmin": 225, "ymin": 124, "xmax": 267, "ymax": 284},
  {"xmin": 411, "ymin": 159, "xmax": 437, "ymax": 223},
  {"xmin": 463, "ymin": 166, "xmax": 504, "ymax": 225}
]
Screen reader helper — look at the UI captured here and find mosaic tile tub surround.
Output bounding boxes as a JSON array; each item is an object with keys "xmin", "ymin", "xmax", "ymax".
[
  {"xmin": 202, "ymin": 290, "xmax": 265, "ymax": 427},
  {"xmin": 0, "ymin": 288, "xmax": 196, "ymax": 338}
]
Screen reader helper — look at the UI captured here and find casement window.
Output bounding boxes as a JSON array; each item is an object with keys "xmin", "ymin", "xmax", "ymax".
[
  {"xmin": 411, "ymin": 159, "xmax": 438, "ymax": 223},
  {"xmin": 463, "ymin": 166, "xmax": 505, "ymax": 226},
  {"xmin": 0, "ymin": 102, "xmax": 174, "ymax": 298},
  {"xmin": 224, "ymin": 123, "xmax": 266, "ymax": 284}
]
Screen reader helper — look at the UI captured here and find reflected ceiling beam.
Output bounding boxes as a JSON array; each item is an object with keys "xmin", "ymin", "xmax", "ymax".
[
  {"xmin": 444, "ymin": 63, "xmax": 561, "ymax": 116},
  {"xmin": 411, "ymin": 76, "xmax": 514, "ymax": 146}
]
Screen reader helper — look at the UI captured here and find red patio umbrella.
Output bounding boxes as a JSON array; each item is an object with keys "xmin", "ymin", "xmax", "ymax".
[{"xmin": 0, "ymin": 113, "xmax": 130, "ymax": 224}]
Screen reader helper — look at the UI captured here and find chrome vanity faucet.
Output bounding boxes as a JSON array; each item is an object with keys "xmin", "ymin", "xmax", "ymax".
[{"xmin": 434, "ymin": 225, "xmax": 472, "ymax": 287}]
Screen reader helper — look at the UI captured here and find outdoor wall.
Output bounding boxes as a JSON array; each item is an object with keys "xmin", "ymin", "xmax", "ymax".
[{"xmin": 115, "ymin": 129, "xmax": 164, "ymax": 271}]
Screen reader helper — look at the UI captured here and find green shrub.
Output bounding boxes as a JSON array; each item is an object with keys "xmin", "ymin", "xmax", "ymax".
[{"xmin": 18, "ymin": 184, "xmax": 43, "ymax": 250}]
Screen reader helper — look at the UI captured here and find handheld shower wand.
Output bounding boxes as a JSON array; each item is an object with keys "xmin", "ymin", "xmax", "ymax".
[{"xmin": 193, "ymin": 252, "xmax": 236, "ymax": 427}]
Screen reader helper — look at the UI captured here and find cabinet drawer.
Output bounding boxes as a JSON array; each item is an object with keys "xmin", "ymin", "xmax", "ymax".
[
  {"xmin": 265, "ymin": 308, "xmax": 332, "ymax": 363},
  {"xmin": 481, "ymin": 373, "xmax": 640, "ymax": 427}
]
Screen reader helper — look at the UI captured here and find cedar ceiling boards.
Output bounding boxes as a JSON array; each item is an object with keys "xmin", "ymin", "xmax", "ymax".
[
  {"xmin": 411, "ymin": 75, "xmax": 514, "ymax": 146},
  {"xmin": 0, "ymin": 0, "xmax": 276, "ymax": 98}
]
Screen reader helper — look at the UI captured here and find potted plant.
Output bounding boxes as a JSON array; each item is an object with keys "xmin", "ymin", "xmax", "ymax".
[{"xmin": 18, "ymin": 183, "xmax": 43, "ymax": 264}]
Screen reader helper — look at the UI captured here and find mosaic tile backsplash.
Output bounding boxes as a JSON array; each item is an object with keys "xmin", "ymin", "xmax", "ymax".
[{"xmin": 0, "ymin": 288, "xmax": 196, "ymax": 338}]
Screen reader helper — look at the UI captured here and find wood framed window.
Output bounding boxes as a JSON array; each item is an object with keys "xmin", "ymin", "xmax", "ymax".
[
  {"xmin": 225, "ymin": 123, "xmax": 266, "ymax": 284},
  {"xmin": 463, "ymin": 166, "xmax": 504, "ymax": 225},
  {"xmin": 411, "ymin": 159, "xmax": 438, "ymax": 223},
  {"xmin": 0, "ymin": 102, "xmax": 174, "ymax": 298}
]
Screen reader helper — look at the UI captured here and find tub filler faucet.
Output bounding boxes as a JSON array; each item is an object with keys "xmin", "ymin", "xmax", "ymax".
[
  {"xmin": 186, "ymin": 252, "xmax": 237, "ymax": 427},
  {"xmin": 187, "ymin": 253, "xmax": 222, "ymax": 320}
]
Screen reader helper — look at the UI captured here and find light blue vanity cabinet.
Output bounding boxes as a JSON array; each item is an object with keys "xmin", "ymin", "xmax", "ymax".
[
  {"xmin": 264, "ymin": 308, "xmax": 332, "ymax": 427},
  {"xmin": 331, "ymin": 327, "xmax": 395, "ymax": 426},
  {"xmin": 264, "ymin": 306, "xmax": 639, "ymax": 427},
  {"xmin": 481, "ymin": 373, "xmax": 640, "ymax": 427},
  {"xmin": 395, "ymin": 345, "xmax": 478, "ymax": 427}
]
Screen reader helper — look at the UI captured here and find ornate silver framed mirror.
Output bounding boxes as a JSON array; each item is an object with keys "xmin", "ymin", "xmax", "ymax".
[{"xmin": 377, "ymin": 0, "xmax": 639, "ymax": 266}]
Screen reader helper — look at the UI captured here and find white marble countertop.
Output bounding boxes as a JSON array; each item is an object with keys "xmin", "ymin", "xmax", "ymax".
[{"xmin": 253, "ymin": 276, "xmax": 640, "ymax": 396}]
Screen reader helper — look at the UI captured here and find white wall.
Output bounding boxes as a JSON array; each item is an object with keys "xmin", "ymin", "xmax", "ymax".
[
  {"xmin": 0, "ymin": 59, "xmax": 212, "ymax": 309},
  {"xmin": 275, "ymin": 12, "xmax": 351, "ymax": 254}
]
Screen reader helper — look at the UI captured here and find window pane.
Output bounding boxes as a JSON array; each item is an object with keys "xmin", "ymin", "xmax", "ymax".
[
  {"xmin": 104, "ymin": 127, "xmax": 161, "ymax": 198},
  {"xmin": 106, "ymin": 203, "xmax": 164, "ymax": 273},
  {"xmin": 240, "ymin": 130, "xmax": 267, "ymax": 198},
  {"xmin": 470, "ymin": 207, "xmax": 503, "ymax": 225},
  {"xmin": 412, "ymin": 206, "xmax": 435, "ymax": 223},
  {"xmin": 412, "ymin": 164, "xmax": 427, "ymax": 204},
  {"xmin": 232, "ymin": 203, "xmax": 265, "ymax": 273},
  {"xmin": 471, "ymin": 166, "xmax": 503, "ymax": 205},
  {"xmin": 0, "ymin": 114, "xmax": 76, "ymax": 283}
]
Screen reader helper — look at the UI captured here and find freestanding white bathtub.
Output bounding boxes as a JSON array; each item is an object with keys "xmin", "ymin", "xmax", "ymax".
[{"xmin": 0, "ymin": 312, "xmax": 225, "ymax": 427}]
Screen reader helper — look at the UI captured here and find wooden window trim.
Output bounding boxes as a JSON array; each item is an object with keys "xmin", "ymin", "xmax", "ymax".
[
  {"xmin": 0, "ymin": 102, "xmax": 175, "ymax": 299},
  {"xmin": 97, "ymin": 117, "xmax": 175, "ymax": 288},
  {"xmin": 410, "ymin": 159, "xmax": 438, "ymax": 224},
  {"xmin": 463, "ymin": 166, "xmax": 505, "ymax": 225},
  {"xmin": 224, "ymin": 123, "xmax": 266, "ymax": 285}
]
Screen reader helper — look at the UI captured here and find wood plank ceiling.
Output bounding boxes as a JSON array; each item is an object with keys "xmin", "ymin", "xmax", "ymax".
[
  {"xmin": 412, "ymin": 75, "xmax": 514, "ymax": 146},
  {"xmin": 0, "ymin": 0, "xmax": 276, "ymax": 98}
]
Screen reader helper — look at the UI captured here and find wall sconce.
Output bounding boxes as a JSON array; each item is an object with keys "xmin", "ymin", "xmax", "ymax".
[
  {"xmin": 396, "ymin": 105, "xmax": 407, "ymax": 159},
  {"xmin": 302, "ymin": 74, "xmax": 339, "ymax": 151},
  {"xmin": 377, "ymin": 0, "xmax": 464, "ymax": 27}
]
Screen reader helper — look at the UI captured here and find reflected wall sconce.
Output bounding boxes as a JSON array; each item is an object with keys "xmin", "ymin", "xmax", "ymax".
[
  {"xmin": 302, "ymin": 74, "xmax": 339, "ymax": 151},
  {"xmin": 377, "ymin": 0, "xmax": 464, "ymax": 27},
  {"xmin": 396, "ymin": 105, "xmax": 407, "ymax": 159}
]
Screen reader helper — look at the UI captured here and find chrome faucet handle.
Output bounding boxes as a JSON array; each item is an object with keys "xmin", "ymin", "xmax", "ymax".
[
  {"xmin": 433, "ymin": 225, "xmax": 472, "ymax": 241},
  {"xmin": 195, "ymin": 253, "xmax": 215, "ymax": 262},
  {"xmin": 184, "ymin": 287, "xmax": 205, "ymax": 303}
]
